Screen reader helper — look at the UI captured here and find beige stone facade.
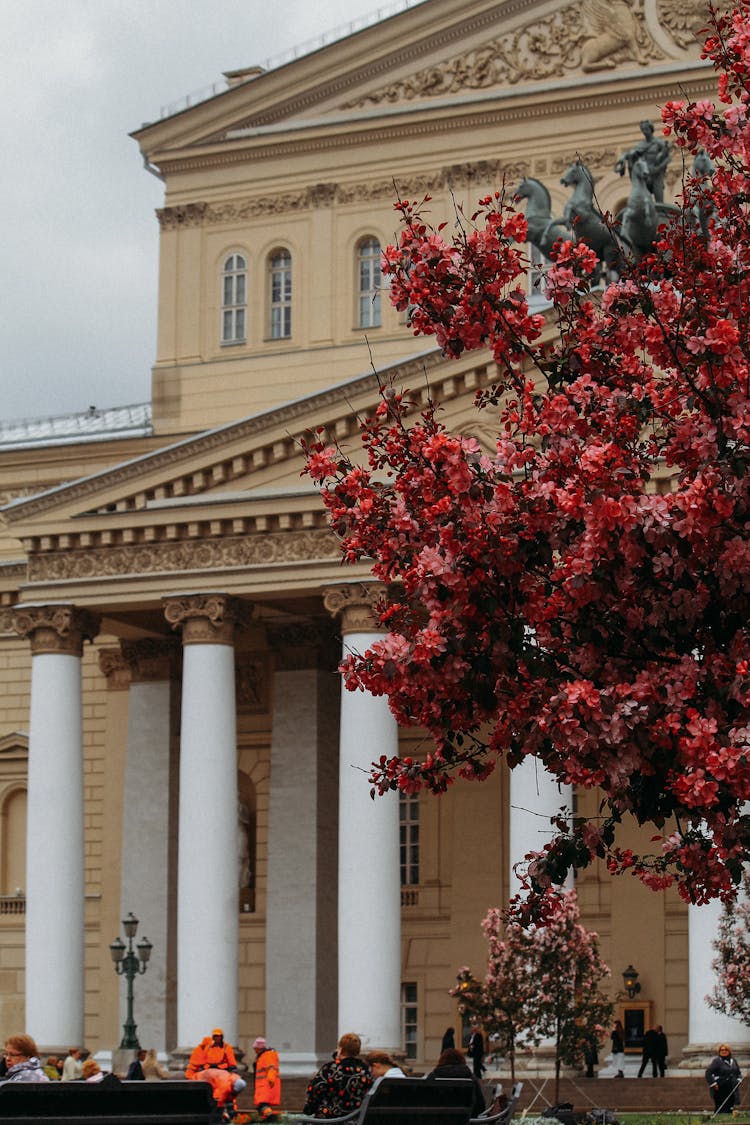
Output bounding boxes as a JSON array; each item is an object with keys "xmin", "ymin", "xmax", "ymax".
[{"xmin": 0, "ymin": 0, "xmax": 741, "ymax": 1073}]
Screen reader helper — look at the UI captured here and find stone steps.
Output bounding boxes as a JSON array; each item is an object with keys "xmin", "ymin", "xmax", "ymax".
[{"xmin": 236, "ymin": 1075, "xmax": 718, "ymax": 1115}]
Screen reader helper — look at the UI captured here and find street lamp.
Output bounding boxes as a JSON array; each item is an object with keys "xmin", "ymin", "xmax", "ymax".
[
  {"xmin": 109, "ymin": 912, "xmax": 153, "ymax": 1049},
  {"xmin": 622, "ymin": 964, "xmax": 641, "ymax": 999}
]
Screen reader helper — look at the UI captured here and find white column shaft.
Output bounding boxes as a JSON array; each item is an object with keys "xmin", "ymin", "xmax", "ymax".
[
  {"xmin": 177, "ymin": 644, "xmax": 238, "ymax": 1046},
  {"xmin": 689, "ymin": 901, "xmax": 749, "ymax": 1046},
  {"xmin": 338, "ymin": 631, "xmax": 400, "ymax": 1049},
  {"xmin": 26, "ymin": 652, "xmax": 84, "ymax": 1045},
  {"xmin": 509, "ymin": 756, "xmax": 572, "ymax": 897}
]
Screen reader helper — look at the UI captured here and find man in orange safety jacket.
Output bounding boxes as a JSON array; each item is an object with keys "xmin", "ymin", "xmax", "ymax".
[
  {"xmin": 186, "ymin": 1028, "xmax": 238, "ymax": 1078},
  {"xmin": 252, "ymin": 1036, "xmax": 281, "ymax": 1119}
]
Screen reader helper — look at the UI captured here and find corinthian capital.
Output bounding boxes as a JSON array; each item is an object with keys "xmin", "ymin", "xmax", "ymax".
[
  {"xmin": 322, "ymin": 583, "xmax": 387, "ymax": 635},
  {"xmin": 162, "ymin": 592, "xmax": 249, "ymax": 646},
  {"xmin": 12, "ymin": 603, "xmax": 100, "ymax": 656}
]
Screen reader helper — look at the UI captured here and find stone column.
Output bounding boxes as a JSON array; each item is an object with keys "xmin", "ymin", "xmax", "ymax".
[
  {"xmin": 163, "ymin": 594, "xmax": 244, "ymax": 1049},
  {"xmin": 509, "ymin": 757, "xmax": 572, "ymax": 897},
  {"xmin": 119, "ymin": 639, "xmax": 178, "ymax": 1052},
  {"xmin": 684, "ymin": 900, "xmax": 750, "ymax": 1068},
  {"xmin": 324, "ymin": 584, "xmax": 400, "ymax": 1051},
  {"xmin": 265, "ymin": 624, "xmax": 339, "ymax": 1074},
  {"xmin": 12, "ymin": 603, "xmax": 99, "ymax": 1047}
]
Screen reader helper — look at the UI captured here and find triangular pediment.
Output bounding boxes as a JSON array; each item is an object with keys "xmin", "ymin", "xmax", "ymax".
[{"xmin": 132, "ymin": 0, "xmax": 709, "ymax": 164}]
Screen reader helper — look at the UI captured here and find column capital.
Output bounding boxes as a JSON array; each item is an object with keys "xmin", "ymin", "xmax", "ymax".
[
  {"xmin": 162, "ymin": 593, "xmax": 249, "ymax": 646},
  {"xmin": 12, "ymin": 603, "xmax": 100, "ymax": 656},
  {"xmin": 322, "ymin": 583, "xmax": 386, "ymax": 635},
  {"xmin": 120, "ymin": 638, "xmax": 178, "ymax": 683},
  {"xmin": 98, "ymin": 648, "xmax": 130, "ymax": 690}
]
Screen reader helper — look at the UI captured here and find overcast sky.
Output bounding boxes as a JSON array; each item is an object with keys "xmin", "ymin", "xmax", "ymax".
[{"xmin": 1, "ymin": 0, "xmax": 422, "ymax": 423}]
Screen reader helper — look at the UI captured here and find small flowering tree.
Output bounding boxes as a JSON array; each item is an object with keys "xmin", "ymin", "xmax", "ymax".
[
  {"xmin": 708, "ymin": 873, "xmax": 750, "ymax": 1025},
  {"xmin": 530, "ymin": 891, "xmax": 613, "ymax": 1100},
  {"xmin": 304, "ymin": 3, "xmax": 750, "ymax": 915},
  {"xmin": 450, "ymin": 892, "xmax": 611, "ymax": 1096}
]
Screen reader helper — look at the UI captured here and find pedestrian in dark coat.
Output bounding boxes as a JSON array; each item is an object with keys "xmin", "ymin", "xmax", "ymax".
[
  {"xmin": 654, "ymin": 1026, "xmax": 668, "ymax": 1077},
  {"xmin": 467, "ymin": 1028, "xmax": 485, "ymax": 1079},
  {"xmin": 441, "ymin": 1027, "xmax": 456, "ymax": 1052},
  {"xmin": 706, "ymin": 1044, "xmax": 741, "ymax": 1114},
  {"xmin": 637, "ymin": 1028, "xmax": 659, "ymax": 1078}
]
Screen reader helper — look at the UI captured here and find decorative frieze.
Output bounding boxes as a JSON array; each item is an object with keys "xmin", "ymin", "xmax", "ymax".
[
  {"xmin": 323, "ymin": 583, "xmax": 386, "ymax": 635},
  {"xmin": 163, "ymin": 593, "xmax": 250, "ymax": 646},
  {"xmin": 156, "ymin": 202, "xmax": 208, "ymax": 230},
  {"xmin": 12, "ymin": 604, "xmax": 100, "ymax": 656},
  {"xmin": 27, "ymin": 529, "xmax": 340, "ymax": 581}
]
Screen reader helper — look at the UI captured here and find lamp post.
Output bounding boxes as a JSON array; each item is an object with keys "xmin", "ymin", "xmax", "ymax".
[{"xmin": 109, "ymin": 912, "xmax": 153, "ymax": 1049}]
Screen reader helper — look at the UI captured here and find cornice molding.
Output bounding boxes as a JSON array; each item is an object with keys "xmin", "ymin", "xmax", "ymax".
[
  {"xmin": 4, "ymin": 349, "xmax": 451, "ymax": 525},
  {"xmin": 154, "ymin": 70, "xmax": 714, "ymax": 177}
]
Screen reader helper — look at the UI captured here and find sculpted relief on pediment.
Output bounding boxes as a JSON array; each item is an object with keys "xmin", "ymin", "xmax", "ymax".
[{"xmin": 343, "ymin": 0, "xmax": 708, "ymax": 109}]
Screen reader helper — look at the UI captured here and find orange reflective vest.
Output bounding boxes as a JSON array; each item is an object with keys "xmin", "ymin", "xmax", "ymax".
[
  {"xmin": 186, "ymin": 1038, "xmax": 238, "ymax": 1078},
  {"xmin": 254, "ymin": 1048, "xmax": 281, "ymax": 1108}
]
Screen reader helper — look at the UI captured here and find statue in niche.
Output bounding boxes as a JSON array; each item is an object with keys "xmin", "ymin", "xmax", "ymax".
[{"xmin": 615, "ymin": 121, "xmax": 672, "ymax": 202}]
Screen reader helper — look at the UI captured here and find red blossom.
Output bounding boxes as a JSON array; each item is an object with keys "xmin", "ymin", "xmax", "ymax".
[{"xmin": 303, "ymin": 2, "xmax": 750, "ymax": 913}]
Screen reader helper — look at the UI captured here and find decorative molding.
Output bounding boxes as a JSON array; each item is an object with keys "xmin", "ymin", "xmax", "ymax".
[
  {"xmin": 323, "ymin": 582, "xmax": 386, "ymax": 635},
  {"xmin": 2, "ymin": 350, "xmax": 448, "ymax": 524},
  {"xmin": 657, "ymin": 0, "xmax": 711, "ymax": 49},
  {"xmin": 27, "ymin": 529, "xmax": 340, "ymax": 581},
  {"xmin": 98, "ymin": 647, "xmax": 131, "ymax": 690},
  {"xmin": 163, "ymin": 592, "xmax": 250, "ymax": 646},
  {"xmin": 120, "ymin": 638, "xmax": 178, "ymax": 683},
  {"xmin": 0, "ymin": 608, "xmax": 13, "ymax": 635},
  {"xmin": 12, "ymin": 604, "xmax": 100, "ymax": 656},
  {"xmin": 156, "ymin": 202, "xmax": 208, "ymax": 230},
  {"xmin": 236, "ymin": 656, "xmax": 270, "ymax": 710}
]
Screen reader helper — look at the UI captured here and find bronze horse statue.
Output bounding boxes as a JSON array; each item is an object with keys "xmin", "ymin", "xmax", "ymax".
[
  {"xmin": 560, "ymin": 160, "xmax": 626, "ymax": 278},
  {"xmin": 514, "ymin": 177, "xmax": 570, "ymax": 260}
]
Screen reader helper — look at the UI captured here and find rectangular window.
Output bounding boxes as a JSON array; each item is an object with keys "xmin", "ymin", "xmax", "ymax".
[
  {"xmin": 399, "ymin": 792, "xmax": 419, "ymax": 886},
  {"xmin": 401, "ymin": 982, "xmax": 418, "ymax": 1060}
]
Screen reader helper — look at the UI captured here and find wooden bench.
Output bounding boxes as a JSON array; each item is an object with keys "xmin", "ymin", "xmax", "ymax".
[
  {"xmin": 295, "ymin": 1075, "xmax": 479, "ymax": 1125},
  {"xmin": 0, "ymin": 1078, "xmax": 216, "ymax": 1124}
]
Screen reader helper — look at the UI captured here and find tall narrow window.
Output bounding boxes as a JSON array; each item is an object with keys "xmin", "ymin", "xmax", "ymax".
[
  {"xmin": 401, "ymin": 982, "xmax": 418, "ymax": 1060},
  {"xmin": 399, "ymin": 791, "xmax": 419, "ymax": 886},
  {"xmin": 358, "ymin": 237, "xmax": 381, "ymax": 328},
  {"xmin": 268, "ymin": 249, "xmax": 292, "ymax": 339},
  {"xmin": 221, "ymin": 253, "xmax": 247, "ymax": 343}
]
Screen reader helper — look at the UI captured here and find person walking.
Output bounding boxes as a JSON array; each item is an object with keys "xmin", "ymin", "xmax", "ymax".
[
  {"xmin": 654, "ymin": 1026, "xmax": 668, "ymax": 1077},
  {"xmin": 252, "ymin": 1036, "xmax": 281, "ymax": 1120},
  {"xmin": 611, "ymin": 1021, "xmax": 625, "ymax": 1078},
  {"xmin": 706, "ymin": 1044, "xmax": 742, "ymax": 1114},
  {"xmin": 126, "ymin": 1049, "xmax": 146, "ymax": 1080},
  {"xmin": 637, "ymin": 1027, "xmax": 659, "ymax": 1078},
  {"xmin": 467, "ymin": 1027, "xmax": 485, "ymax": 1079},
  {"xmin": 441, "ymin": 1027, "xmax": 456, "ymax": 1052}
]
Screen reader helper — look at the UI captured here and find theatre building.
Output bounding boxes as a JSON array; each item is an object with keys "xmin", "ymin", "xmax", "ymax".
[{"xmin": 0, "ymin": 0, "xmax": 746, "ymax": 1073}]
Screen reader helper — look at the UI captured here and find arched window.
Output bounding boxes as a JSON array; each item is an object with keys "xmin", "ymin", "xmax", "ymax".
[
  {"xmin": 1, "ymin": 789, "xmax": 26, "ymax": 899},
  {"xmin": 268, "ymin": 249, "xmax": 292, "ymax": 339},
  {"xmin": 221, "ymin": 253, "xmax": 247, "ymax": 344},
  {"xmin": 357, "ymin": 237, "xmax": 381, "ymax": 328}
]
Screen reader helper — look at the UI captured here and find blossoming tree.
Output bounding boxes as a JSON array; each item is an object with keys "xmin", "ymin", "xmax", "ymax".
[
  {"xmin": 450, "ymin": 893, "xmax": 612, "ymax": 1096},
  {"xmin": 304, "ymin": 3, "xmax": 750, "ymax": 913},
  {"xmin": 709, "ymin": 874, "xmax": 750, "ymax": 1025}
]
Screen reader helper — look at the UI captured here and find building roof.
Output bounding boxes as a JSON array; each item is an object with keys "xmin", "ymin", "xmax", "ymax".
[{"xmin": 0, "ymin": 404, "xmax": 152, "ymax": 451}]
